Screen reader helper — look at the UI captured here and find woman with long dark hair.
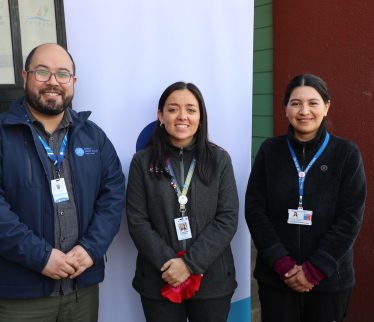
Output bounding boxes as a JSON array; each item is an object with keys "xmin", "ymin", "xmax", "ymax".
[
  {"xmin": 127, "ymin": 82, "xmax": 239, "ymax": 322},
  {"xmin": 245, "ymin": 74, "xmax": 366, "ymax": 322}
]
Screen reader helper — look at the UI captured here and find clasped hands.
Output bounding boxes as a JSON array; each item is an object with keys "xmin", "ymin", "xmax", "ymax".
[
  {"xmin": 160, "ymin": 258, "xmax": 191, "ymax": 287},
  {"xmin": 283, "ymin": 264, "xmax": 314, "ymax": 292},
  {"xmin": 41, "ymin": 245, "xmax": 93, "ymax": 280}
]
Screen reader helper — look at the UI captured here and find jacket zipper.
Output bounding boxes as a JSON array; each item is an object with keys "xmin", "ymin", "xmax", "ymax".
[
  {"xmin": 298, "ymin": 145, "xmax": 306, "ymax": 262},
  {"xmin": 179, "ymin": 148, "xmax": 187, "ymax": 251},
  {"xmin": 179, "ymin": 147, "xmax": 184, "ymax": 185},
  {"xmin": 68, "ymin": 126, "xmax": 82, "ymax": 237},
  {"xmin": 67, "ymin": 126, "xmax": 83, "ymax": 292}
]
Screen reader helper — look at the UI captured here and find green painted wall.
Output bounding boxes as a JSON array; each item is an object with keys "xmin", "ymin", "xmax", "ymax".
[{"xmin": 252, "ymin": 0, "xmax": 273, "ymax": 162}]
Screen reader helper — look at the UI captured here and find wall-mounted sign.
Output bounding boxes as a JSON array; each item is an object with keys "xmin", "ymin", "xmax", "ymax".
[
  {"xmin": 0, "ymin": 0, "xmax": 66, "ymax": 112},
  {"xmin": 0, "ymin": 0, "xmax": 15, "ymax": 84},
  {"xmin": 18, "ymin": 0, "xmax": 57, "ymax": 65}
]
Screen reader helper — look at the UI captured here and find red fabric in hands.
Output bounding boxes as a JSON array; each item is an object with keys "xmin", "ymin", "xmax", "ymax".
[
  {"xmin": 302, "ymin": 261, "xmax": 325, "ymax": 285},
  {"xmin": 161, "ymin": 274, "xmax": 202, "ymax": 303},
  {"xmin": 273, "ymin": 256, "xmax": 296, "ymax": 279},
  {"xmin": 161, "ymin": 250, "xmax": 202, "ymax": 303}
]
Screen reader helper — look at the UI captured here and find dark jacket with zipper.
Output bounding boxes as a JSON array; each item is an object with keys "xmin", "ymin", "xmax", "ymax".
[
  {"xmin": 0, "ymin": 98, "xmax": 126, "ymax": 299},
  {"xmin": 126, "ymin": 143, "xmax": 239, "ymax": 299},
  {"xmin": 245, "ymin": 123, "xmax": 366, "ymax": 292}
]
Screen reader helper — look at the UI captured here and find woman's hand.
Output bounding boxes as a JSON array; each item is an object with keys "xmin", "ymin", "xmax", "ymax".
[
  {"xmin": 161, "ymin": 258, "xmax": 191, "ymax": 287},
  {"xmin": 284, "ymin": 265, "xmax": 314, "ymax": 292}
]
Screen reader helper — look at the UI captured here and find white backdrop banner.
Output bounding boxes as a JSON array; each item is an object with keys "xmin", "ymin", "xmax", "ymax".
[{"xmin": 64, "ymin": 1, "xmax": 253, "ymax": 321}]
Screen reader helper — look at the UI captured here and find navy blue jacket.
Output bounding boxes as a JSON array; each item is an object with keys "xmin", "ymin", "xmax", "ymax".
[{"xmin": 0, "ymin": 98, "xmax": 126, "ymax": 299}]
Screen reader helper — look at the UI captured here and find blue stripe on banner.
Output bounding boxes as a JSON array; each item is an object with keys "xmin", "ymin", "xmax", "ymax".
[
  {"xmin": 228, "ymin": 296, "xmax": 251, "ymax": 322},
  {"xmin": 136, "ymin": 121, "xmax": 157, "ymax": 152}
]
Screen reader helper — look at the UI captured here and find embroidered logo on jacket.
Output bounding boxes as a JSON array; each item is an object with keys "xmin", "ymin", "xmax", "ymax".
[
  {"xmin": 320, "ymin": 165, "xmax": 328, "ymax": 171},
  {"xmin": 74, "ymin": 147, "xmax": 98, "ymax": 157},
  {"xmin": 75, "ymin": 147, "xmax": 85, "ymax": 156}
]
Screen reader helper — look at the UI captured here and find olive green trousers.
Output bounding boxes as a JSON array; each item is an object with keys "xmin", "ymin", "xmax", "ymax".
[{"xmin": 0, "ymin": 284, "xmax": 99, "ymax": 322}]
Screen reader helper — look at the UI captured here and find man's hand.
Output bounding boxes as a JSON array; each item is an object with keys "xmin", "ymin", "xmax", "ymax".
[
  {"xmin": 41, "ymin": 248, "xmax": 79, "ymax": 280},
  {"xmin": 66, "ymin": 245, "xmax": 94, "ymax": 279},
  {"xmin": 161, "ymin": 258, "xmax": 191, "ymax": 287}
]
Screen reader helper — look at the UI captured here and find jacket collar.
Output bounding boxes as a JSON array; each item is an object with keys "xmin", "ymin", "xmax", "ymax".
[
  {"xmin": 167, "ymin": 138, "xmax": 196, "ymax": 157},
  {"xmin": 287, "ymin": 119, "xmax": 327, "ymax": 153}
]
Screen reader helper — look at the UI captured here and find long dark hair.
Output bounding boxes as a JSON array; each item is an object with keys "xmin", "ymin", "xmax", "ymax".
[{"xmin": 149, "ymin": 81, "xmax": 216, "ymax": 185}]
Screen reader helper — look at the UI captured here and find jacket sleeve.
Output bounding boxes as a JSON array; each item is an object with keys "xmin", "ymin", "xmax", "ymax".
[
  {"xmin": 245, "ymin": 143, "xmax": 289, "ymax": 267},
  {"xmin": 308, "ymin": 145, "xmax": 366, "ymax": 277},
  {"xmin": 126, "ymin": 154, "xmax": 176, "ymax": 270},
  {"xmin": 0, "ymin": 132, "xmax": 52, "ymax": 273},
  {"xmin": 183, "ymin": 151, "xmax": 239, "ymax": 274},
  {"xmin": 78, "ymin": 129, "xmax": 126, "ymax": 263}
]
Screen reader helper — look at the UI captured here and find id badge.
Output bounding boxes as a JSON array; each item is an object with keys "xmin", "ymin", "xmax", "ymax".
[
  {"xmin": 51, "ymin": 178, "xmax": 69, "ymax": 203},
  {"xmin": 287, "ymin": 209, "xmax": 313, "ymax": 225},
  {"xmin": 174, "ymin": 216, "xmax": 192, "ymax": 240}
]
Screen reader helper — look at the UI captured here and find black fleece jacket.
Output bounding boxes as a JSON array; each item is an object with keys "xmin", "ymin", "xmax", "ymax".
[
  {"xmin": 245, "ymin": 124, "xmax": 366, "ymax": 292},
  {"xmin": 127, "ymin": 144, "xmax": 239, "ymax": 299}
]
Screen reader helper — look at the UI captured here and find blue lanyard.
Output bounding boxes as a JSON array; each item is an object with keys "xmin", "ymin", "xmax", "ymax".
[
  {"xmin": 287, "ymin": 132, "xmax": 330, "ymax": 208},
  {"xmin": 21, "ymin": 104, "xmax": 69, "ymax": 176},
  {"xmin": 37, "ymin": 130, "xmax": 69, "ymax": 175},
  {"xmin": 165, "ymin": 158, "xmax": 196, "ymax": 213}
]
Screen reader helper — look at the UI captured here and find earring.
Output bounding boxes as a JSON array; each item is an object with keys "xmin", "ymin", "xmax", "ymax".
[{"xmin": 160, "ymin": 122, "xmax": 163, "ymax": 128}]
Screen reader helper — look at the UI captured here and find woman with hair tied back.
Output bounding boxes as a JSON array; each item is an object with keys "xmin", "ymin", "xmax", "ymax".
[
  {"xmin": 245, "ymin": 74, "xmax": 366, "ymax": 322},
  {"xmin": 127, "ymin": 82, "xmax": 239, "ymax": 322}
]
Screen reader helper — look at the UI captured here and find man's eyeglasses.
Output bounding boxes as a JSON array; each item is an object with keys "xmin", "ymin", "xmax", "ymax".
[{"xmin": 27, "ymin": 69, "xmax": 74, "ymax": 84}]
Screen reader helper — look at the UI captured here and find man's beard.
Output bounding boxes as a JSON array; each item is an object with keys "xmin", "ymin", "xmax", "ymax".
[{"xmin": 25, "ymin": 84, "xmax": 73, "ymax": 116}]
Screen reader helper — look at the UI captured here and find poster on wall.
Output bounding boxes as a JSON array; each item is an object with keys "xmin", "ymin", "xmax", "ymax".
[
  {"xmin": 18, "ymin": 0, "xmax": 57, "ymax": 64},
  {"xmin": 0, "ymin": 0, "xmax": 15, "ymax": 84},
  {"xmin": 64, "ymin": 0, "xmax": 253, "ymax": 321}
]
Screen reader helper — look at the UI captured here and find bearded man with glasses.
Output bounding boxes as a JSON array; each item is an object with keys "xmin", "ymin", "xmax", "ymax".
[{"xmin": 0, "ymin": 43, "xmax": 126, "ymax": 322}]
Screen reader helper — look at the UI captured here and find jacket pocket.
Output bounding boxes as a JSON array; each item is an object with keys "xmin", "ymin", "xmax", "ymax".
[{"xmin": 205, "ymin": 248, "xmax": 235, "ymax": 279}]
